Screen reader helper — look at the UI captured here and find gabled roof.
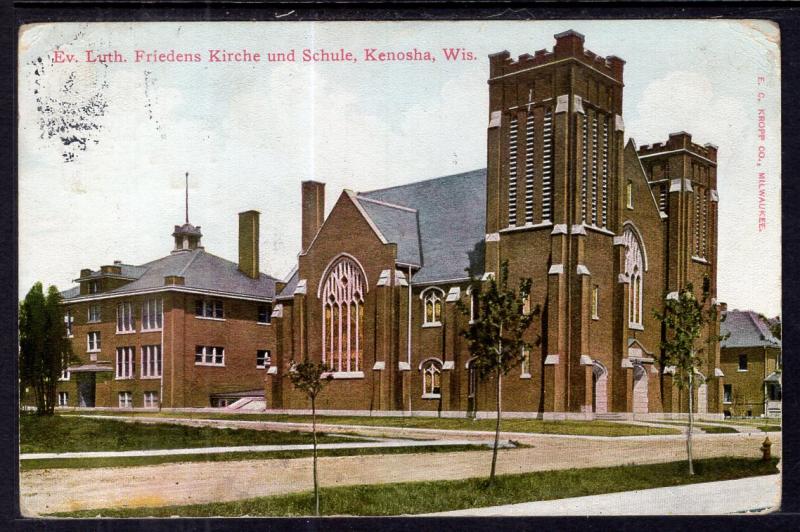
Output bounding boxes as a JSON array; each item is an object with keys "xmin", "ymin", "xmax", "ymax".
[
  {"xmin": 354, "ymin": 196, "xmax": 421, "ymax": 266},
  {"xmin": 721, "ymin": 310, "xmax": 781, "ymax": 348},
  {"xmin": 359, "ymin": 169, "xmax": 486, "ymax": 283},
  {"xmin": 277, "ymin": 267, "xmax": 300, "ymax": 299},
  {"xmin": 63, "ymin": 249, "xmax": 278, "ymax": 301}
]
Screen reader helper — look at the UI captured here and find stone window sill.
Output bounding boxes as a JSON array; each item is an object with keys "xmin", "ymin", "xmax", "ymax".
[
  {"xmin": 422, "ymin": 322, "xmax": 442, "ymax": 329},
  {"xmin": 422, "ymin": 393, "xmax": 441, "ymax": 399},
  {"xmin": 330, "ymin": 371, "xmax": 365, "ymax": 379}
]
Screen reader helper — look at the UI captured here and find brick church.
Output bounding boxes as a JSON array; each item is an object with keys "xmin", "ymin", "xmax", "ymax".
[{"xmin": 58, "ymin": 30, "xmax": 722, "ymax": 418}]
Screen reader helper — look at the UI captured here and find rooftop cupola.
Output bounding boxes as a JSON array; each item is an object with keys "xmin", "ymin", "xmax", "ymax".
[{"xmin": 172, "ymin": 171, "xmax": 204, "ymax": 253}]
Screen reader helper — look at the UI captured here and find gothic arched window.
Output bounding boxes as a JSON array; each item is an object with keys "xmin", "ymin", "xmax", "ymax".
[
  {"xmin": 623, "ymin": 227, "xmax": 645, "ymax": 328},
  {"xmin": 421, "ymin": 287, "xmax": 444, "ymax": 326},
  {"xmin": 421, "ymin": 359, "xmax": 442, "ymax": 398},
  {"xmin": 321, "ymin": 257, "xmax": 366, "ymax": 373}
]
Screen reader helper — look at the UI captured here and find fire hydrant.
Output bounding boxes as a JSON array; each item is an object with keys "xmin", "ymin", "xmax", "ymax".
[{"xmin": 761, "ymin": 436, "xmax": 772, "ymax": 461}]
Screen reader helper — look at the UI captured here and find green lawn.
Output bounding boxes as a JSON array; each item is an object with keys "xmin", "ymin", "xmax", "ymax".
[
  {"xmin": 69, "ymin": 411, "xmax": 680, "ymax": 437},
  {"xmin": 21, "ymin": 443, "xmax": 492, "ymax": 471},
  {"xmin": 51, "ymin": 457, "xmax": 779, "ymax": 517},
  {"xmin": 20, "ymin": 414, "xmax": 360, "ymax": 453},
  {"xmin": 649, "ymin": 420, "xmax": 738, "ymax": 433}
]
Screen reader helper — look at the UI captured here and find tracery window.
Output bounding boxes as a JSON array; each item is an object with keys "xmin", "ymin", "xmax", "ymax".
[
  {"xmin": 623, "ymin": 227, "xmax": 645, "ymax": 328},
  {"xmin": 421, "ymin": 360, "xmax": 441, "ymax": 398},
  {"xmin": 422, "ymin": 287, "xmax": 444, "ymax": 326},
  {"xmin": 321, "ymin": 257, "xmax": 365, "ymax": 373}
]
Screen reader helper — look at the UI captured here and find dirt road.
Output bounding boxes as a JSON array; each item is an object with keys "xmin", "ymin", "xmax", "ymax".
[{"xmin": 20, "ymin": 431, "xmax": 780, "ymax": 516}]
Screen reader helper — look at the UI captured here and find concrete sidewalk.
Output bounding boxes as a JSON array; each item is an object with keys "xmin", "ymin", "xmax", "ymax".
[
  {"xmin": 20, "ymin": 438, "xmax": 486, "ymax": 460},
  {"xmin": 427, "ymin": 475, "xmax": 781, "ymax": 516}
]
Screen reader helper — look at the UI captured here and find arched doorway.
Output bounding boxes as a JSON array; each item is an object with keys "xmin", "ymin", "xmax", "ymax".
[
  {"xmin": 592, "ymin": 361, "xmax": 608, "ymax": 414},
  {"xmin": 696, "ymin": 373, "xmax": 708, "ymax": 415},
  {"xmin": 633, "ymin": 364, "xmax": 649, "ymax": 414}
]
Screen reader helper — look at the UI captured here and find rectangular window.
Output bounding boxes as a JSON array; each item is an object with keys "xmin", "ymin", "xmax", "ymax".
[
  {"xmin": 256, "ymin": 349, "xmax": 271, "ymax": 369},
  {"xmin": 592, "ymin": 286, "xmax": 600, "ymax": 319},
  {"xmin": 723, "ymin": 384, "xmax": 733, "ymax": 404},
  {"xmin": 141, "ymin": 345, "xmax": 162, "ymax": 378},
  {"xmin": 116, "ymin": 346, "xmax": 135, "ymax": 379},
  {"xmin": 118, "ymin": 391, "xmax": 132, "ymax": 408},
  {"xmin": 59, "ymin": 364, "xmax": 70, "ymax": 381},
  {"xmin": 87, "ymin": 304, "xmax": 101, "ymax": 323},
  {"xmin": 522, "ymin": 293, "xmax": 532, "ymax": 315},
  {"xmin": 738, "ymin": 354, "xmax": 748, "ymax": 371},
  {"xmin": 64, "ymin": 310, "xmax": 74, "ymax": 337},
  {"xmin": 257, "ymin": 303, "xmax": 272, "ymax": 324},
  {"xmin": 116, "ymin": 302, "xmax": 135, "ymax": 333},
  {"xmin": 143, "ymin": 391, "xmax": 159, "ymax": 408},
  {"xmin": 87, "ymin": 331, "xmax": 101, "ymax": 352},
  {"xmin": 195, "ymin": 345, "xmax": 225, "ymax": 366},
  {"xmin": 142, "ymin": 299, "xmax": 163, "ymax": 331},
  {"xmin": 196, "ymin": 299, "xmax": 224, "ymax": 319},
  {"xmin": 58, "ymin": 391, "xmax": 68, "ymax": 407},
  {"xmin": 88, "ymin": 280, "xmax": 99, "ymax": 294},
  {"xmin": 521, "ymin": 348, "xmax": 530, "ymax": 377}
]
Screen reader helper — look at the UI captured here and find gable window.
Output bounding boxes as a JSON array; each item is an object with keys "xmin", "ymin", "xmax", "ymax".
[
  {"xmin": 118, "ymin": 391, "xmax": 132, "ymax": 408},
  {"xmin": 626, "ymin": 181, "xmax": 633, "ymax": 209},
  {"xmin": 321, "ymin": 257, "xmax": 366, "ymax": 373},
  {"xmin": 723, "ymin": 384, "xmax": 733, "ymax": 404},
  {"xmin": 116, "ymin": 346, "xmax": 135, "ymax": 379},
  {"xmin": 738, "ymin": 354, "xmax": 748, "ymax": 372},
  {"xmin": 116, "ymin": 302, "xmax": 135, "ymax": 333},
  {"xmin": 196, "ymin": 345, "xmax": 225, "ymax": 366},
  {"xmin": 64, "ymin": 310, "xmax": 73, "ymax": 337},
  {"xmin": 143, "ymin": 391, "xmax": 159, "ymax": 408},
  {"xmin": 422, "ymin": 287, "xmax": 444, "ymax": 327},
  {"xmin": 623, "ymin": 227, "xmax": 645, "ymax": 329},
  {"xmin": 141, "ymin": 345, "xmax": 162, "ymax": 378},
  {"xmin": 258, "ymin": 303, "xmax": 272, "ymax": 324},
  {"xmin": 196, "ymin": 299, "xmax": 224, "ymax": 319},
  {"xmin": 592, "ymin": 286, "xmax": 600, "ymax": 319},
  {"xmin": 142, "ymin": 299, "xmax": 163, "ymax": 331},
  {"xmin": 87, "ymin": 331, "xmax": 101, "ymax": 352},
  {"xmin": 257, "ymin": 349, "xmax": 271, "ymax": 369},
  {"xmin": 58, "ymin": 391, "xmax": 69, "ymax": 407},
  {"xmin": 87, "ymin": 304, "xmax": 101, "ymax": 323},
  {"xmin": 421, "ymin": 360, "xmax": 441, "ymax": 398}
]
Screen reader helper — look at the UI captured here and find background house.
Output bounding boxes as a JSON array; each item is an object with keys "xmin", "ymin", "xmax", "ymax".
[{"xmin": 719, "ymin": 309, "xmax": 782, "ymax": 417}]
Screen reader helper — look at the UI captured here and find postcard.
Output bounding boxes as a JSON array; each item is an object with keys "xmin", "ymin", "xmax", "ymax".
[{"xmin": 17, "ymin": 20, "xmax": 781, "ymax": 517}]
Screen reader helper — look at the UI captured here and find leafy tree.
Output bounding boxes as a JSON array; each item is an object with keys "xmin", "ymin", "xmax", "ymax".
[
  {"xmin": 288, "ymin": 360, "xmax": 333, "ymax": 516},
  {"xmin": 19, "ymin": 283, "xmax": 74, "ymax": 415},
  {"xmin": 457, "ymin": 260, "xmax": 539, "ymax": 484},
  {"xmin": 654, "ymin": 276, "xmax": 722, "ymax": 475}
]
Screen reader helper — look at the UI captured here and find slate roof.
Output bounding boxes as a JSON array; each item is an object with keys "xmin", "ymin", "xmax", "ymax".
[
  {"xmin": 354, "ymin": 197, "xmax": 422, "ymax": 266},
  {"xmin": 277, "ymin": 267, "xmax": 300, "ymax": 299},
  {"xmin": 63, "ymin": 249, "xmax": 278, "ymax": 301},
  {"xmin": 77, "ymin": 263, "xmax": 148, "ymax": 280},
  {"xmin": 358, "ymin": 169, "xmax": 486, "ymax": 283},
  {"xmin": 720, "ymin": 310, "xmax": 781, "ymax": 348}
]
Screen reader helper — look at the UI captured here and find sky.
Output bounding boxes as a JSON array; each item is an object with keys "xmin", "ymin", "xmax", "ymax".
[{"xmin": 18, "ymin": 20, "xmax": 781, "ymax": 316}]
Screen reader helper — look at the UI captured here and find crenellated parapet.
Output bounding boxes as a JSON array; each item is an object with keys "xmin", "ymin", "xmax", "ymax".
[{"xmin": 489, "ymin": 30, "xmax": 624, "ymax": 83}]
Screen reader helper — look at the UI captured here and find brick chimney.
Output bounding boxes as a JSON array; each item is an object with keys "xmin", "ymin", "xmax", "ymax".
[
  {"xmin": 238, "ymin": 210, "xmax": 260, "ymax": 279},
  {"xmin": 301, "ymin": 180, "xmax": 325, "ymax": 253}
]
